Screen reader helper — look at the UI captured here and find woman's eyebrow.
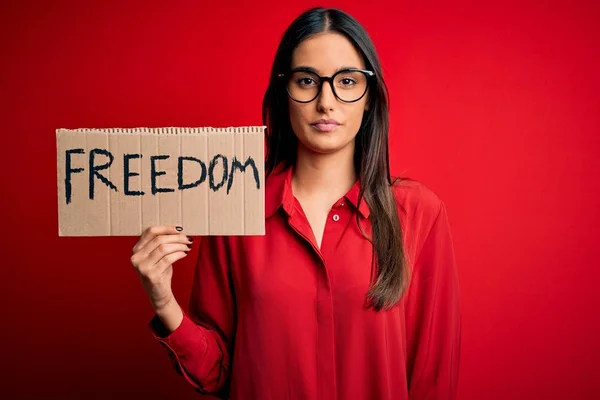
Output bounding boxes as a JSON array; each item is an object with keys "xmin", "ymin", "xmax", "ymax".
[
  {"xmin": 290, "ymin": 65, "xmax": 362, "ymax": 74},
  {"xmin": 335, "ymin": 65, "xmax": 361, "ymax": 72},
  {"xmin": 291, "ymin": 66, "xmax": 319, "ymax": 73}
]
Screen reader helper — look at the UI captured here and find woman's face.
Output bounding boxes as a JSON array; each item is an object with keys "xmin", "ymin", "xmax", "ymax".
[{"xmin": 288, "ymin": 32, "xmax": 369, "ymax": 157}]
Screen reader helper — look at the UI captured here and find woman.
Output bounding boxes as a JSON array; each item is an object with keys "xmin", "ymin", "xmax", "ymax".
[{"xmin": 131, "ymin": 7, "xmax": 461, "ymax": 400}]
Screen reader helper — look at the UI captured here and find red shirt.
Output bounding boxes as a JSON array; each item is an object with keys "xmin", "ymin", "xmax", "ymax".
[{"xmin": 149, "ymin": 163, "xmax": 462, "ymax": 399}]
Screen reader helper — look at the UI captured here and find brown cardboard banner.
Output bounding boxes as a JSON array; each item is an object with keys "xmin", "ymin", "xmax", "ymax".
[{"xmin": 56, "ymin": 127, "xmax": 265, "ymax": 236}]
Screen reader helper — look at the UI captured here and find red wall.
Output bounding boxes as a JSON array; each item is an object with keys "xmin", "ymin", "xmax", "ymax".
[{"xmin": 2, "ymin": 0, "xmax": 599, "ymax": 398}]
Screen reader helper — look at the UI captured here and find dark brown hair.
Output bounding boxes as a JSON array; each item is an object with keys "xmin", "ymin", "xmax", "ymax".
[{"xmin": 262, "ymin": 7, "xmax": 409, "ymax": 311}]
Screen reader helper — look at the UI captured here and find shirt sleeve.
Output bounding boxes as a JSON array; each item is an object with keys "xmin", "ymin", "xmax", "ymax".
[
  {"xmin": 147, "ymin": 235, "xmax": 235, "ymax": 397},
  {"xmin": 404, "ymin": 201, "xmax": 462, "ymax": 399}
]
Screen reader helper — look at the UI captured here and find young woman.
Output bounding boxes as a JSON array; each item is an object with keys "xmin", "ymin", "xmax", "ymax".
[{"xmin": 131, "ymin": 7, "xmax": 461, "ymax": 400}]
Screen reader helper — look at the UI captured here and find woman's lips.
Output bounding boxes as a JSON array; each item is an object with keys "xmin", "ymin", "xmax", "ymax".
[{"xmin": 311, "ymin": 123, "xmax": 340, "ymax": 132}]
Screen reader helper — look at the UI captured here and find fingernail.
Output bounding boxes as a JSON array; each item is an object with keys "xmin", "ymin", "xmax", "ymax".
[
  {"xmin": 186, "ymin": 244, "xmax": 192, "ymax": 249},
  {"xmin": 187, "ymin": 236, "xmax": 194, "ymax": 242},
  {"xmin": 176, "ymin": 226, "xmax": 183, "ymax": 232}
]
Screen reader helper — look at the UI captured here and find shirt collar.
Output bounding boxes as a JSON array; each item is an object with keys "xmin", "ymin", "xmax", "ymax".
[
  {"xmin": 344, "ymin": 177, "xmax": 371, "ymax": 219},
  {"xmin": 264, "ymin": 162, "xmax": 295, "ymax": 219},
  {"xmin": 265, "ymin": 163, "xmax": 371, "ymax": 219}
]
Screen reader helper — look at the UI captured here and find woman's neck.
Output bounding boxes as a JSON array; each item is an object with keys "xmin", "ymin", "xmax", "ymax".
[{"xmin": 291, "ymin": 142, "xmax": 357, "ymax": 203}]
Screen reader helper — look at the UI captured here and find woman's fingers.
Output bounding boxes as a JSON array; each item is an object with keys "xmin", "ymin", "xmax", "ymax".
[
  {"xmin": 154, "ymin": 250, "xmax": 190, "ymax": 272},
  {"xmin": 147, "ymin": 242, "xmax": 192, "ymax": 267},
  {"xmin": 139, "ymin": 233, "xmax": 193, "ymax": 259},
  {"xmin": 133, "ymin": 225, "xmax": 186, "ymax": 254},
  {"xmin": 130, "ymin": 225, "xmax": 194, "ymax": 274}
]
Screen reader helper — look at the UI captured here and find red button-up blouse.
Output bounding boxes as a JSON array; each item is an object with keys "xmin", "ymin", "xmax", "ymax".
[{"xmin": 148, "ymin": 163, "xmax": 462, "ymax": 399}]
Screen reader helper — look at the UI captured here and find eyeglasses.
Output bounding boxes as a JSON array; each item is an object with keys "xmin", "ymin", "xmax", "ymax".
[{"xmin": 278, "ymin": 67, "xmax": 374, "ymax": 103}]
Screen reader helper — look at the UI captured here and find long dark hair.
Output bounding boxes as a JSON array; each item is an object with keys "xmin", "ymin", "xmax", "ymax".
[{"xmin": 262, "ymin": 7, "xmax": 409, "ymax": 311}]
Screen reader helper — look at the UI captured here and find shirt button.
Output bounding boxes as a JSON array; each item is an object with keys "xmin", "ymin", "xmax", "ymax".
[{"xmin": 332, "ymin": 214, "xmax": 340, "ymax": 222}]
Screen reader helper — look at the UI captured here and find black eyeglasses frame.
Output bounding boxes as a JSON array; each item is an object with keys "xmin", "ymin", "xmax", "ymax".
[{"xmin": 277, "ymin": 67, "xmax": 375, "ymax": 104}]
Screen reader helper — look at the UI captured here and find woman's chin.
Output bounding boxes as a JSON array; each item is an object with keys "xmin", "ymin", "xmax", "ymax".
[{"xmin": 298, "ymin": 135, "xmax": 353, "ymax": 156}]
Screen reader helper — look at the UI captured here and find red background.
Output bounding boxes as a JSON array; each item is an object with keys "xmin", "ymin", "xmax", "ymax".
[{"xmin": 1, "ymin": 0, "xmax": 599, "ymax": 398}]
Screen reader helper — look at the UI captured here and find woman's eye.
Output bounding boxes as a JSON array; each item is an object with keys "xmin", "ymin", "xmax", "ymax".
[
  {"xmin": 297, "ymin": 77, "xmax": 316, "ymax": 86},
  {"xmin": 339, "ymin": 77, "xmax": 356, "ymax": 86}
]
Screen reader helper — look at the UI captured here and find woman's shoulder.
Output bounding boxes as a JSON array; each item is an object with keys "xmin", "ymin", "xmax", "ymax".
[
  {"xmin": 391, "ymin": 176, "xmax": 444, "ymax": 220},
  {"xmin": 390, "ymin": 176, "xmax": 446, "ymax": 257}
]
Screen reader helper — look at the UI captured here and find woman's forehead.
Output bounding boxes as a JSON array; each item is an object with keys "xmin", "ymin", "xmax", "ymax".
[{"xmin": 291, "ymin": 32, "xmax": 365, "ymax": 73}]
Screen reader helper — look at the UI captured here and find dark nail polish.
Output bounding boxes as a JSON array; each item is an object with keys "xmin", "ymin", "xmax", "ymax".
[
  {"xmin": 186, "ymin": 244, "xmax": 192, "ymax": 249},
  {"xmin": 188, "ymin": 236, "xmax": 194, "ymax": 242},
  {"xmin": 176, "ymin": 226, "xmax": 183, "ymax": 232}
]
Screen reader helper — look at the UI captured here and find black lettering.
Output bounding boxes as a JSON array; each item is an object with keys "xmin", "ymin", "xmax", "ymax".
[
  {"xmin": 208, "ymin": 154, "xmax": 228, "ymax": 192},
  {"xmin": 124, "ymin": 154, "xmax": 144, "ymax": 196},
  {"xmin": 178, "ymin": 156, "xmax": 207, "ymax": 190},
  {"xmin": 227, "ymin": 156, "xmax": 260, "ymax": 194},
  {"xmin": 65, "ymin": 148, "xmax": 85, "ymax": 204},
  {"xmin": 89, "ymin": 148, "xmax": 117, "ymax": 200},
  {"xmin": 151, "ymin": 155, "xmax": 174, "ymax": 194}
]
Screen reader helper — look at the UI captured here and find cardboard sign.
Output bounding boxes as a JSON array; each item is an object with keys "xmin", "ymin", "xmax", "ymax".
[{"xmin": 56, "ymin": 127, "xmax": 265, "ymax": 236}]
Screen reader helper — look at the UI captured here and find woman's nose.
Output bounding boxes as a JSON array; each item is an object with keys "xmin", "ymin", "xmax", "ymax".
[{"xmin": 317, "ymin": 80, "xmax": 336, "ymax": 111}]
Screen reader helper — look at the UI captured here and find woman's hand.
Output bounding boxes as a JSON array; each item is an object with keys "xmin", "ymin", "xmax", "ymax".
[{"xmin": 130, "ymin": 225, "xmax": 193, "ymax": 313}]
